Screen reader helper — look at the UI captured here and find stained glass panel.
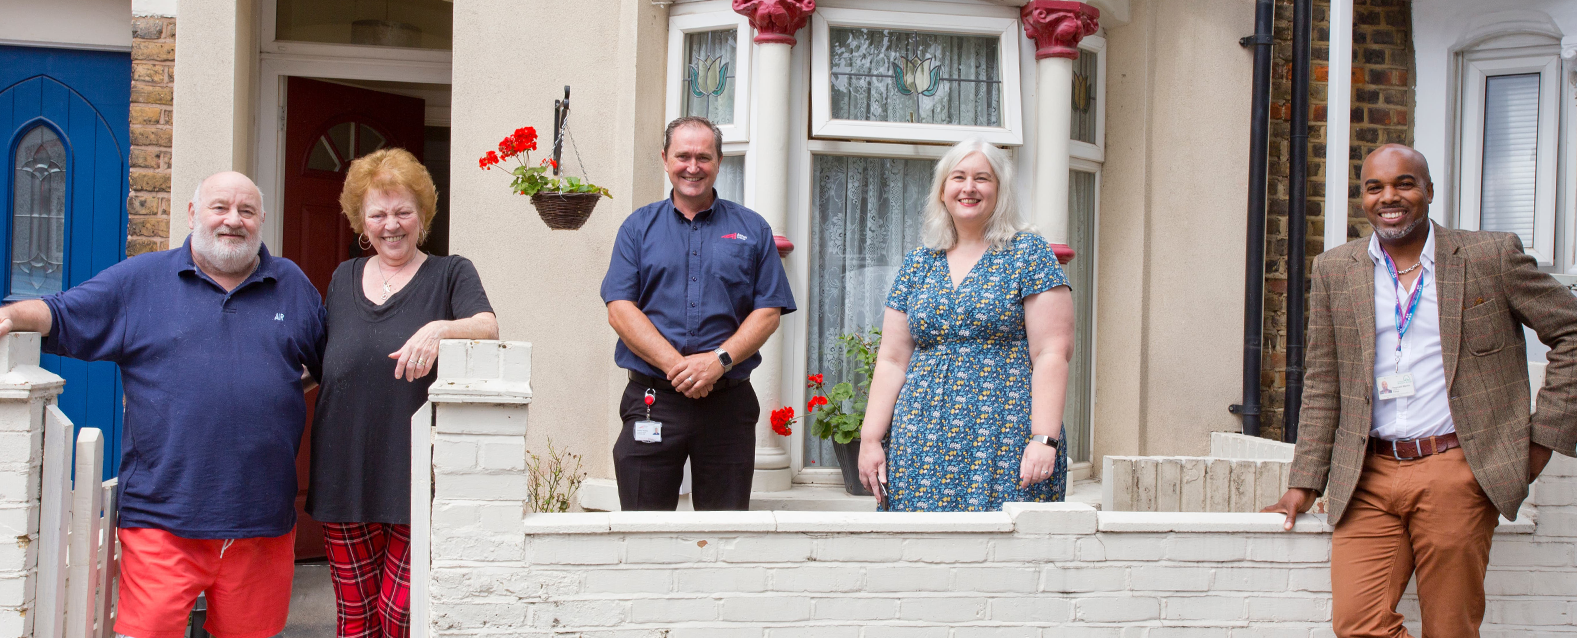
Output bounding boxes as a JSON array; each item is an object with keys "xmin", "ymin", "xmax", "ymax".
[
  {"xmin": 829, "ymin": 27, "xmax": 1002, "ymax": 127},
  {"xmin": 1070, "ymin": 50, "xmax": 1099, "ymax": 144},
  {"xmin": 11, "ymin": 126, "xmax": 67, "ymax": 297},
  {"xmin": 682, "ymin": 29, "xmax": 737, "ymax": 125}
]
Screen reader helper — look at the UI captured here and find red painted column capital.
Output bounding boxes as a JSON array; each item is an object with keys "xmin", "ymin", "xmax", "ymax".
[
  {"xmin": 733, "ymin": 0, "xmax": 816, "ymax": 46},
  {"xmin": 1021, "ymin": 1, "xmax": 1100, "ymax": 60}
]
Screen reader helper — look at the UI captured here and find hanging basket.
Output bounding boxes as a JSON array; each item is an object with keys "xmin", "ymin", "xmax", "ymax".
[{"xmin": 529, "ymin": 192, "xmax": 603, "ymax": 230}]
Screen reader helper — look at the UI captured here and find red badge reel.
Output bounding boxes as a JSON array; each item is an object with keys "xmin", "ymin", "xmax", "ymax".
[{"xmin": 635, "ymin": 389, "xmax": 661, "ymax": 443}]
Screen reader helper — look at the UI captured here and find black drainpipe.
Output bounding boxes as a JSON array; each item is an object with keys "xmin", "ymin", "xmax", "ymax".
[
  {"xmin": 1283, "ymin": 0, "xmax": 1312, "ymax": 444},
  {"xmin": 1231, "ymin": 0, "xmax": 1274, "ymax": 437}
]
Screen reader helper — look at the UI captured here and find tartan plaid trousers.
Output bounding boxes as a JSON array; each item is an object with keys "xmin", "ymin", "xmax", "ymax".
[{"xmin": 322, "ymin": 522, "xmax": 412, "ymax": 638}]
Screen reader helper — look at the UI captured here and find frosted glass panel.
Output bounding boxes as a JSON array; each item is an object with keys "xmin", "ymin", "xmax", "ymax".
[
  {"xmin": 1479, "ymin": 73, "xmax": 1541, "ymax": 245},
  {"xmin": 275, "ymin": 0, "xmax": 453, "ymax": 49},
  {"xmin": 805, "ymin": 155, "xmax": 932, "ymax": 468},
  {"xmin": 1063, "ymin": 170, "xmax": 1097, "ymax": 463},
  {"xmin": 829, "ymin": 27, "xmax": 1002, "ymax": 127},
  {"xmin": 11, "ymin": 126, "xmax": 67, "ymax": 297},
  {"xmin": 716, "ymin": 155, "xmax": 745, "ymax": 204},
  {"xmin": 683, "ymin": 30, "xmax": 737, "ymax": 125},
  {"xmin": 1070, "ymin": 50, "xmax": 1099, "ymax": 144}
]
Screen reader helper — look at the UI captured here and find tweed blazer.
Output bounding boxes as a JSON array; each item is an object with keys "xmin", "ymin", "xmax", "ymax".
[{"xmin": 1289, "ymin": 224, "xmax": 1577, "ymax": 524}]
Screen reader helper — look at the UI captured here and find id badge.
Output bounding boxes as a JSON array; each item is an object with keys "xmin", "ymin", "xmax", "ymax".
[
  {"xmin": 1376, "ymin": 373, "xmax": 1415, "ymax": 400},
  {"xmin": 634, "ymin": 420, "xmax": 662, "ymax": 443}
]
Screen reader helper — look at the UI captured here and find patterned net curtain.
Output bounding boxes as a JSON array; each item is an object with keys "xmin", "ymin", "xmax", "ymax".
[
  {"xmin": 716, "ymin": 156, "xmax": 745, "ymax": 203},
  {"xmin": 1062, "ymin": 170, "xmax": 1097, "ymax": 463},
  {"xmin": 683, "ymin": 30, "xmax": 737, "ymax": 125},
  {"xmin": 806, "ymin": 155, "xmax": 931, "ymax": 467},
  {"xmin": 829, "ymin": 27, "xmax": 1002, "ymax": 127},
  {"xmin": 11, "ymin": 125, "xmax": 68, "ymax": 297}
]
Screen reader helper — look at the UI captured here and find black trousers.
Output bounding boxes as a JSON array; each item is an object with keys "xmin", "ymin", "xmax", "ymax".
[{"xmin": 613, "ymin": 379, "xmax": 759, "ymax": 511}]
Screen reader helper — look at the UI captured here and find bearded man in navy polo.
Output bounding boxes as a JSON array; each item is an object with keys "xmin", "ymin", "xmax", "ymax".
[
  {"xmin": 601, "ymin": 117, "xmax": 796, "ymax": 511},
  {"xmin": 0, "ymin": 171, "xmax": 325, "ymax": 638}
]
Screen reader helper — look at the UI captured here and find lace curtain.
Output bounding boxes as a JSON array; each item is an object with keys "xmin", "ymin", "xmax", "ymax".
[
  {"xmin": 11, "ymin": 125, "xmax": 67, "ymax": 297},
  {"xmin": 829, "ymin": 27, "xmax": 1002, "ymax": 128},
  {"xmin": 806, "ymin": 155, "xmax": 931, "ymax": 467},
  {"xmin": 716, "ymin": 155, "xmax": 745, "ymax": 204},
  {"xmin": 1063, "ymin": 170, "xmax": 1098, "ymax": 463}
]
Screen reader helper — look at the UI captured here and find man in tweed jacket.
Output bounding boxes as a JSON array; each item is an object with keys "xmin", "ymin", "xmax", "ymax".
[{"xmin": 1264, "ymin": 144, "xmax": 1577, "ymax": 637}]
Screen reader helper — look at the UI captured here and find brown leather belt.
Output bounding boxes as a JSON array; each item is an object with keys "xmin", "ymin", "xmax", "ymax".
[{"xmin": 1368, "ymin": 432, "xmax": 1459, "ymax": 460}]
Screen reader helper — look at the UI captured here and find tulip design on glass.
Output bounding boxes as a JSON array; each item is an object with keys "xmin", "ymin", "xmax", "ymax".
[
  {"xmin": 893, "ymin": 57, "xmax": 942, "ymax": 97},
  {"xmin": 689, "ymin": 56, "xmax": 730, "ymax": 98}
]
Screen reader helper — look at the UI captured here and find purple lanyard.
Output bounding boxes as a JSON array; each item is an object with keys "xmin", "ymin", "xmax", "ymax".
[{"xmin": 1381, "ymin": 249, "xmax": 1424, "ymax": 373}]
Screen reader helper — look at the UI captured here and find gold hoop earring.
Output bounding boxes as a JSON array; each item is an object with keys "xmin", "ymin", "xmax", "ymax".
[{"xmin": 358, "ymin": 233, "xmax": 373, "ymax": 251}]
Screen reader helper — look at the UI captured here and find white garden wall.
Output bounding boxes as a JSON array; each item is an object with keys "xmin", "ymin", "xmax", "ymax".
[{"xmin": 418, "ymin": 342, "xmax": 1577, "ymax": 637}]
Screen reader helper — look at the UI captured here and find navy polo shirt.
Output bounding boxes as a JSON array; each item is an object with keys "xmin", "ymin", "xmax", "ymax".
[
  {"xmin": 41, "ymin": 238, "xmax": 326, "ymax": 539},
  {"xmin": 601, "ymin": 195, "xmax": 796, "ymax": 379}
]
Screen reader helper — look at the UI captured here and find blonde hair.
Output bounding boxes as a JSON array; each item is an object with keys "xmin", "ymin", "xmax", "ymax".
[
  {"xmin": 920, "ymin": 138, "xmax": 1030, "ymax": 251},
  {"xmin": 340, "ymin": 148, "xmax": 439, "ymax": 242}
]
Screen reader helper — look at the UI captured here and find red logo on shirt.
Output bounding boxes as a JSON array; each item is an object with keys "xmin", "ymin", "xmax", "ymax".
[{"xmin": 721, "ymin": 233, "xmax": 750, "ymax": 241}]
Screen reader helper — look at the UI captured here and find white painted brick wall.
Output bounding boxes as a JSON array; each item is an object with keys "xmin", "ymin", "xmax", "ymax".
[
  {"xmin": 0, "ymin": 334, "xmax": 65, "ymax": 638},
  {"xmin": 416, "ymin": 344, "xmax": 1577, "ymax": 637}
]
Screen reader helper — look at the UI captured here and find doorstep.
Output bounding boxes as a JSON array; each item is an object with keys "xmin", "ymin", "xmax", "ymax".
[{"xmin": 576, "ymin": 477, "xmax": 1102, "ymax": 512}]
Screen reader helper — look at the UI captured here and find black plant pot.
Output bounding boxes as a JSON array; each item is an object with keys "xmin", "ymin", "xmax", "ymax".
[{"xmin": 830, "ymin": 438, "xmax": 873, "ymax": 497}]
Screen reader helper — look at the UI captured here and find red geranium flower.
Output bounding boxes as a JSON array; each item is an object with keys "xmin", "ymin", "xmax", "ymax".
[
  {"xmin": 769, "ymin": 406, "xmax": 795, "ymax": 436},
  {"xmin": 807, "ymin": 373, "xmax": 824, "ymax": 386},
  {"xmin": 807, "ymin": 395, "xmax": 829, "ymax": 411},
  {"xmin": 478, "ymin": 150, "xmax": 501, "ymax": 170}
]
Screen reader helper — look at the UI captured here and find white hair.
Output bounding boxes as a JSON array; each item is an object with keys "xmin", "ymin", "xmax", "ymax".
[
  {"xmin": 920, "ymin": 138, "xmax": 1030, "ymax": 251},
  {"xmin": 192, "ymin": 175, "xmax": 266, "ymax": 215}
]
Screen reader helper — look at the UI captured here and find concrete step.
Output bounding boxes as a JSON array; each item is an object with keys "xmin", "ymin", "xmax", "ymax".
[{"xmin": 283, "ymin": 562, "xmax": 334, "ymax": 638}]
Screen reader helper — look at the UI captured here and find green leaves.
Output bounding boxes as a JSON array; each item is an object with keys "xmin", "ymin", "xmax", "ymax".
[
  {"xmin": 808, "ymin": 327, "xmax": 883, "ymax": 443},
  {"xmin": 508, "ymin": 163, "xmax": 611, "ymax": 198}
]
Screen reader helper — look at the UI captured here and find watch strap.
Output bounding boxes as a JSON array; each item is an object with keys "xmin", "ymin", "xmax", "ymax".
[{"xmin": 1029, "ymin": 434, "xmax": 1060, "ymax": 449}]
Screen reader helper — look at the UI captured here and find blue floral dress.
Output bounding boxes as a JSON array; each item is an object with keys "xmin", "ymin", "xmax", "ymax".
[{"xmin": 882, "ymin": 232, "xmax": 1070, "ymax": 512}]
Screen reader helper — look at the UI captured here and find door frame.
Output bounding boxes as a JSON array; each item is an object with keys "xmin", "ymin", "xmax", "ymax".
[{"xmin": 254, "ymin": 53, "xmax": 450, "ymax": 253}]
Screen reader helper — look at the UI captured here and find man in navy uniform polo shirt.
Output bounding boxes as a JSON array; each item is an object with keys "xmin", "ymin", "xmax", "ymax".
[
  {"xmin": 0, "ymin": 171, "xmax": 325, "ymax": 638},
  {"xmin": 601, "ymin": 116, "xmax": 796, "ymax": 511}
]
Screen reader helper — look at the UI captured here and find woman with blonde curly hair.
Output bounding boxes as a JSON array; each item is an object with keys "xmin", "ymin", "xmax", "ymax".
[{"xmin": 306, "ymin": 147, "xmax": 497, "ymax": 638}]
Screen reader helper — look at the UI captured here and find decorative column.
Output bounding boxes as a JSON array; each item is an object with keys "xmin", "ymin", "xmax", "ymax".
[
  {"xmin": 734, "ymin": 0, "xmax": 814, "ymax": 492},
  {"xmin": 1022, "ymin": 1, "xmax": 1099, "ymax": 264}
]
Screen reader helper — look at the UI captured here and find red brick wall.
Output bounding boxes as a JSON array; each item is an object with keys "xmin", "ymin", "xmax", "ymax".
[
  {"xmin": 128, "ymin": 16, "xmax": 175, "ymax": 256},
  {"xmin": 1259, "ymin": 0, "xmax": 1415, "ymax": 439}
]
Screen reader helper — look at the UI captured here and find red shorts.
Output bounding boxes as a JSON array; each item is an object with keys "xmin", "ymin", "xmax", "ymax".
[{"xmin": 114, "ymin": 527, "xmax": 295, "ymax": 638}]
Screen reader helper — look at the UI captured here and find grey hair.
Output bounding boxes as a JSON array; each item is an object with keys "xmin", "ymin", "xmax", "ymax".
[
  {"xmin": 192, "ymin": 174, "xmax": 266, "ymax": 214},
  {"xmin": 920, "ymin": 138, "xmax": 1029, "ymax": 251},
  {"xmin": 662, "ymin": 116, "xmax": 724, "ymax": 157}
]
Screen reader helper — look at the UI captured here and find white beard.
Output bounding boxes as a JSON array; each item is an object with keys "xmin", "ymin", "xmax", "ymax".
[
  {"xmin": 191, "ymin": 224, "xmax": 261, "ymax": 275},
  {"xmin": 1374, "ymin": 213, "xmax": 1425, "ymax": 241}
]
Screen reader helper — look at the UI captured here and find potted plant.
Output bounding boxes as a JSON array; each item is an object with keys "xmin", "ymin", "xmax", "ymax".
[
  {"xmin": 478, "ymin": 126, "xmax": 611, "ymax": 230},
  {"xmin": 772, "ymin": 328, "xmax": 881, "ymax": 496}
]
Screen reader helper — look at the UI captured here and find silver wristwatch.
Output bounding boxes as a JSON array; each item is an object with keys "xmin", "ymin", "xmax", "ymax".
[
  {"xmin": 714, "ymin": 348, "xmax": 734, "ymax": 373},
  {"xmin": 1028, "ymin": 434, "xmax": 1060, "ymax": 449}
]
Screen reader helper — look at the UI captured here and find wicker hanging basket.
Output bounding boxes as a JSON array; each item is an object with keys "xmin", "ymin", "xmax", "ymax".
[{"xmin": 529, "ymin": 191, "xmax": 603, "ymax": 230}]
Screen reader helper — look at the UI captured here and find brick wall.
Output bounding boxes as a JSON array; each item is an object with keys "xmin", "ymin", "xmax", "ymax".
[
  {"xmin": 1260, "ymin": 0, "xmax": 1416, "ymax": 439},
  {"xmin": 128, "ymin": 16, "xmax": 176, "ymax": 256},
  {"xmin": 421, "ymin": 457, "xmax": 1577, "ymax": 636}
]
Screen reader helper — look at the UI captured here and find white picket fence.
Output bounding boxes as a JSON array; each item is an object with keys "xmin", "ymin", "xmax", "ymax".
[{"xmin": 35, "ymin": 405, "xmax": 120, "ymax": 638}]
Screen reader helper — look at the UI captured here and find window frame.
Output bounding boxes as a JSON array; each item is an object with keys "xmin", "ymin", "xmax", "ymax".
[
  {"xmin": 1453, "ymin": 47, "xmax": 1561, "ymax": 265},
  {"xmin": 1069, "ymin": 36, "xmax": 1107, "ymax": 163},
  {"xmin": 666, "ymin": 12, "xmax": 754, "ymax": 144},
  {"xmin": 260, "ymin": 0, "xmax": 456, "ymax": 62},
  {"xmin": 808, "ymin": 7, "xmax": 1025, "ymax": 146}
]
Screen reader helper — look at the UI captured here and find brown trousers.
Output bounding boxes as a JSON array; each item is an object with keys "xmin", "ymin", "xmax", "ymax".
[{"xmin": 1331, "ymin": 447, "xmax": 1501, "ymax": 638}]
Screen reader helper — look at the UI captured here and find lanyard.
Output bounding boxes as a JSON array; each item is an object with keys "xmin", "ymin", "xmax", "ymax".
[{"xmin": 1380, "ymin": 249, "xmax": 1424, "ymax": 374}]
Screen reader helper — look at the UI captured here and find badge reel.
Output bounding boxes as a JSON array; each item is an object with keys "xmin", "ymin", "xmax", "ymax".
[{"xmin": 635, "ymin": 388, "xmax": 662, "ymax": 443}]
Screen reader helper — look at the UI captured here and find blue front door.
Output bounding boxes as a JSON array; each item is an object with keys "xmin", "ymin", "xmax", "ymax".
[{"xmin": 0, "ymin": 46, "xmax": 130, "ymax": 479}]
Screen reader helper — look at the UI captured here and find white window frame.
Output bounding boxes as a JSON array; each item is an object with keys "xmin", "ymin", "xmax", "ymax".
[
  {"xmin": 1454, "ymin": 48, "xmax": 1561, "ymax": 265},
  {"xmin": 666, "ymin": 12, "xmax": 753, "ymax": 144},
  {"xmin": 809, "ymin": 7, "xmax": 1025, "ymax": 146},
  {"xmin": 1069, "ymin": 36, "xmax": 1107, "ymax": 163}
]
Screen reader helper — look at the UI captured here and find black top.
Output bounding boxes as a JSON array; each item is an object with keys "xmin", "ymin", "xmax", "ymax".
[{"xmin": 306, "ymin": 254, "xmax": 493, "ymax": 524}]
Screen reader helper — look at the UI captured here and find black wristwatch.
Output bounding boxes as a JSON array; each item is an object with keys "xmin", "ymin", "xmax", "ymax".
[
  {"xmin": 714, "ymin": 348, "xmax": 734, "ymax": 373},
  {"xmin": 1028, "ymin": 434, "xmax": 1060, "ymax": 449}
]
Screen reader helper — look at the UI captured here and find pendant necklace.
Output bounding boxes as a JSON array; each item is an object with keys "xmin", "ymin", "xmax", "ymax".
[{"xmin": 376, "ymin": 256, "xmax": 413, "ymax": 302}]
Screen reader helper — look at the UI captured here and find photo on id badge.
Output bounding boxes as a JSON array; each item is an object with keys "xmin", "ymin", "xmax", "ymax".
[
  {"xmin": 1377, "ymin": 372, "xmax": 1414, "ymax": 400},
  {"xmin": 637, "ymin": 388, "xmax": 662, "ymax": 443}
]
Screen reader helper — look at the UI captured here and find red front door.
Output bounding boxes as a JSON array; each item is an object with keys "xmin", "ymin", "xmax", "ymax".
[{"xmin": 283, "ymin": 77, "xmax": 425, "ymax": 559}]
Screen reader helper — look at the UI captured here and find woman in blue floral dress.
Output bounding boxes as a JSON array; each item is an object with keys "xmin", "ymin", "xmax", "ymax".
[{"xmin": 856, "ymin": 138, "xmax": 1075, "ymax": 512}]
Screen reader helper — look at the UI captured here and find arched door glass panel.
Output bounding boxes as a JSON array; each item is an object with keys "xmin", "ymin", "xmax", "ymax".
[
  {"xmin": 11, "ymin": 125, "xmax": 67, "ymax": 297},
  {"xmin": 306, "ymin": 121, "xmax": 388, "ymax": 173}
]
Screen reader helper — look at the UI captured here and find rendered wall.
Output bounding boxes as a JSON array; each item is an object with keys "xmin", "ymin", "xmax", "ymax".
[
  {"xmin": 169, "ymin": 0, "xmax": 257, "ymax": 248},
  {"xmin": 448, "ymin": 0, "xmax": 669, "ymax": 480},
  {"xmin": 1093, "ymin": 0, "xmax": 1255, "ymax": 465},
  {"xmin": 425, "ymin": 455, "xmax": 1577, "ymax": 636}
]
